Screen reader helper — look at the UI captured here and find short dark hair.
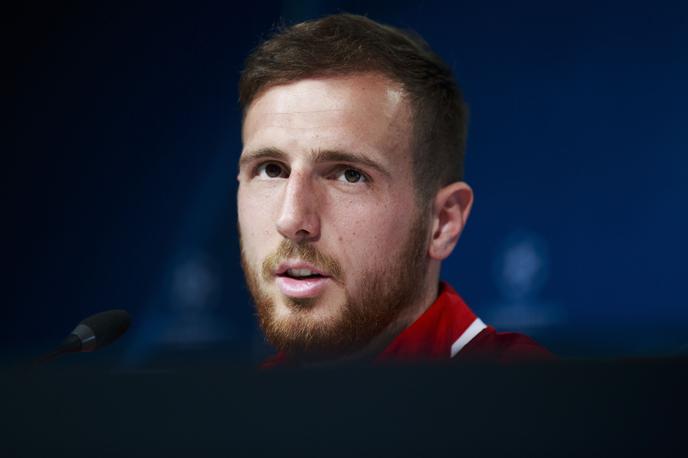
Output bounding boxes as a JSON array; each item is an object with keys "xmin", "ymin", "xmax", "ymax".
[{"xmin": 239, "ymin": 13, "xmax": 468, "ymax": 207}]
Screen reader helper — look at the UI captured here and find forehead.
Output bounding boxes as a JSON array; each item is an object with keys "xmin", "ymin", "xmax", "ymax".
[{"xmin": 242, "ymin": 73, "xmax": 413, "ymax": 167}]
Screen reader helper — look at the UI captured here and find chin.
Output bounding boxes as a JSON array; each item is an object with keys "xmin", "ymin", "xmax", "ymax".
[{"xmin": 275, "ymin": 289, "xmax": 345, "ymax": 322}]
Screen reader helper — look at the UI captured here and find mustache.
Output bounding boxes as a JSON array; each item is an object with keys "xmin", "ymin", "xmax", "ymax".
[{"xmin": 261, "ymin": 239, "xmax": 344, "ymax": 282}]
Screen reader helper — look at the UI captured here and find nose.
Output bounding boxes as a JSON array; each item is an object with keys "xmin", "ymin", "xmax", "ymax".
[{"xmin": 275, "ymin": 171, "xmax": 321, "ymax": 242}]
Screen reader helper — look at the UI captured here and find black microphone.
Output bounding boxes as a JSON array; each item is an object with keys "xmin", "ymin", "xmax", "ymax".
[{"xmin": 35, "ymin": 309, "xmax": 132, "ymax": 364}]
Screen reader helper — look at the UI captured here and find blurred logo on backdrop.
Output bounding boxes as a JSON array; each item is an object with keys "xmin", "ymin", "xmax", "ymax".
[
  {"xmin": 482, "ymin": 230, "xmax": 565, "ymax": 331},
  {"xmin": 122, "ymin": 251, "xmax": 240, "ymax": 367},
  {"xmin": 158, "ymin": 253, "xmax": 232, "ymax": 344}
]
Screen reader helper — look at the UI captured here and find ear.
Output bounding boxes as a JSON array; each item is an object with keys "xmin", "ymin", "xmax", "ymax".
[{"xmin": 428, "ymin": 182, "xmax": 474, "ymax": 261}]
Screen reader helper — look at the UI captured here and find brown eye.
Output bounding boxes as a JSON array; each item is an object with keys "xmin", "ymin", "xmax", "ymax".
[
  {"xmin": 265, "ymin": 163, "xmax": 282, "ymax": 177},
  {"xmin": 257, "ymin": 162, "xmax": 285, "ymax": 178},
  {"xmin": 343, "ymin": 169, "xmax": 363, "ymax": 183}
]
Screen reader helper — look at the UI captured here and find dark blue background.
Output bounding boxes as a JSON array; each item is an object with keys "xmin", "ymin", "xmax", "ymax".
[{"xmin": 8, "ymin": 0, "xmax": 688, "ymax": 366}]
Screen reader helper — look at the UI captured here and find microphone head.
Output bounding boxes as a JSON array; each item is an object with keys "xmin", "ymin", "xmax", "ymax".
[{"xmin": 79, "ymin": 309, "xmax": 131, "ymax": 350}]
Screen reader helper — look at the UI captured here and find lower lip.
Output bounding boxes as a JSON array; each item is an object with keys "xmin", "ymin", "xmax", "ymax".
[{"xmin": 275, "ymin": 276, "xmax": 331, "ymax": 298}]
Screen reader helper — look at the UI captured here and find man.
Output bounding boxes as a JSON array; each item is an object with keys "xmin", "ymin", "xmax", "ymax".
[{"xmin": 236, "ymin": 13, "xmax": 552, "ymax": 366}]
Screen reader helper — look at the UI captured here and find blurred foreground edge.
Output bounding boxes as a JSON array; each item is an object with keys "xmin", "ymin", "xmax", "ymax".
[{"xmin": 2, "ymin": 358, "xmax": 687, "ymax": 457}]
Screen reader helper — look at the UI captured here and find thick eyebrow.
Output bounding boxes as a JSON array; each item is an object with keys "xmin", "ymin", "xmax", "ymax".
[
  {"xmin": 238, "ymin": 147, "xmax": 287, "ymax": 171},
  {"xmin": 239, "ymin": 147, "xmax": 392, "ymax": 179}
]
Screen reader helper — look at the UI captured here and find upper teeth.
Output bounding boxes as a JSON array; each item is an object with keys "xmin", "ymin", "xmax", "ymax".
[{"xmin": 287, "ymin": 268, "xmax": 315, "ymax": 277}]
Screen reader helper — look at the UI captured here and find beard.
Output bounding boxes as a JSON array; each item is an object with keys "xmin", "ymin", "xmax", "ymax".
[{"xmin": 239, "ymin": 211, "xmax": 430, "ymax": 362}]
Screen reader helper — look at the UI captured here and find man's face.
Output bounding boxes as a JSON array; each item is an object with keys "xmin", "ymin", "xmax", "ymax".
[{"xmin": 238, "ymin": 73, "xmax": 430, "ymax": 360}]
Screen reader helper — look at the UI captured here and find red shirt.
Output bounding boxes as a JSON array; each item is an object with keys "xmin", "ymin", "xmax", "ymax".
[
  {"xmin": 377, "ymin": 282, "xmax": 554, "ymax": 364},
  {"xmin": 262, "ymin": 282, "xmax": 553, "ymax": 368}
]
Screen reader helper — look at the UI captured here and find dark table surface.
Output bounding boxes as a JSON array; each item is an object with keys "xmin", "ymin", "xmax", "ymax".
[{"xmin": 2, "ymin": 357, "xmax": 687, "ymax": 457}]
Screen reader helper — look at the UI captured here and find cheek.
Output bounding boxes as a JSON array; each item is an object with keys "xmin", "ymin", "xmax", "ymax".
[
  {"xmin": 328, "ymin": 199, "xmax": 410, "ymax": 268},
  {"xmin": 238, "ymin": 186, "xmax": 278, "ymax": 257},
  {"xmin": 239, "ymin": 181, "xmax": 281, "ymax": 221}
]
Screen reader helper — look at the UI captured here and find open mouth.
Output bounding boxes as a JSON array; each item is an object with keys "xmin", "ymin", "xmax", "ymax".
[
  {"xmin": 277, "ymin": 272, "xmax": 327, "ymax": 280},
  {"xmin": 277, "ymin": 268, "xmax": 328, "ymax": 280},
  {"xmin": 274, "ymin": 267, "xmax": 332, "ymax": 298}
]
